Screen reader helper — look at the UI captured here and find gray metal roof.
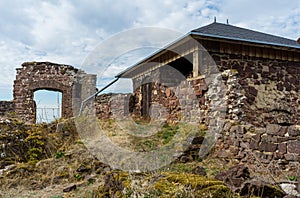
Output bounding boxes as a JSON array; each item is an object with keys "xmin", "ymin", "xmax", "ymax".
[{"xmin": 191, "ymin": 22, "xmax": 300, "ymax": 49}]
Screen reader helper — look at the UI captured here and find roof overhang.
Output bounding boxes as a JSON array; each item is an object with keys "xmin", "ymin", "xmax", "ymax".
[
  {"xmin": 117, "ymin": 31, "xmax": 300, "ymax": 79},
  {"xmin": 116, "ymin": 33, "xmax": 192, "ymax": 78}
]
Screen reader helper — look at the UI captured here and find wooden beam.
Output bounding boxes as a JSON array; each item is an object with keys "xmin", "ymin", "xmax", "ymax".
[
  {"xmin": 262, "ymin": 48, "xmax": 268, "ymax": 59},
  {"xmin": 282, "ymin": 50, "xmax": 287, "ymax": 61},
  {"xmin": 249, "ymin": 46, "xmax": 255, "ymax": 57},
  {"xmin": 294, "ymin": 51, "xmax": 300, "ymax": 61},
  {"xmin": 275, "ymin": 50, "xmax": 281, "ymax": 60},
  {"xmin": 193, "ymin": 49, "xmax": 200, "ymax": 77}
]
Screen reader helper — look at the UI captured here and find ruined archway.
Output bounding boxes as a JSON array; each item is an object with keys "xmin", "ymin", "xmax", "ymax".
[{"xmin": 13, "ymin": 62, "xmax": 83, "ymax": 123}]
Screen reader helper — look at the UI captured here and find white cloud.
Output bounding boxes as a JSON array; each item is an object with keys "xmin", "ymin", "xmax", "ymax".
[
  {"xmin": 219, "ymin": 0, "xmax": 300, "ymax": 39},
  {"xmin": 0, "ymin": 0, "xmax": 299, "ymax": 101}
]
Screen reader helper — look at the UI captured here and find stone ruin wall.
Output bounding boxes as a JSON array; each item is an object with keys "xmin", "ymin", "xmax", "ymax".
[
  {"xmin": 13, "ymin": 62, "xmax": 84, "ymax": 123},
  {"xmin": 0, "ymin": 101, "xmax": 14, "ymax": 116},
  {"xmin": 95, "ymin": 93, "xmax": 132, "ymax": 120},
  {"xmin": 0, "ymin": 62, "xmax": 95, "ymax": 123}
]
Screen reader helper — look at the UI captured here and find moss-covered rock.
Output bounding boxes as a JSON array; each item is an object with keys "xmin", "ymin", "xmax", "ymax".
[
  {"xmin": 93, "ymin": 171, "xmax": 237, "ymax": 198},
  {"xmin": 149, "ymin": 172, "xmax": 235, "ymax": 197},
  {"xmin": 239, "ymin": 179, "xmax": 285, "ymax": 198}
]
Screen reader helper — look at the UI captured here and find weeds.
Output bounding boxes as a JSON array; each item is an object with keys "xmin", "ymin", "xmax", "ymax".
[
  {"xmin": 75, "ymin": 173, "xmax": 82, "ymax": 180},
  {"xmin": 288, "ymin": 175, "xmax": 297, "ymax": 181},
  {"xmin": 55, "ymin": 151, "xmax": 64, "ymax": 159}
]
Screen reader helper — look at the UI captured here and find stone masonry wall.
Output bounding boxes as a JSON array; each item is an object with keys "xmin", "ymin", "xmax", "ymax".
[
  {"xmin": 212, "ymin": 53, "xmax": 300, "ymax": 174},
  {"xmin": 95, "ymin": 93, "xmax": 133, "ymax": 121},
  {"xmin": 0, "ymin": 101, "xmax": 14, "ymax": 116},
  {"xmin": 129, "ymin": 66, "xmax": 208, "ymax": 125},
  {"xmin": 95, "ymin": 94, "xmax": 112, "ymax": 119},
  {"xmin": 214, "ymin": 54, "xmax": 300, "ymax": 126}
]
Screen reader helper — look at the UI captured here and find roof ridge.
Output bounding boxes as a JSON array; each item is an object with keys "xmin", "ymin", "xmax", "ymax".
[{"xmin": 191, "ymin": 22, "xmax": 300, "ymax": 49}]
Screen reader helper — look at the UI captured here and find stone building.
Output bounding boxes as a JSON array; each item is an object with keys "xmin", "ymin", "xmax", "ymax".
[{"xmin": 111, "ymin": 22, "xmax": 300, "ymax": 171}]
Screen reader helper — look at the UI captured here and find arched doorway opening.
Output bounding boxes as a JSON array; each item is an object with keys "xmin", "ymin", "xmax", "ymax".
[
  {"xmin": 13, "ymin": 62, "xmax": 85, "ymax": 123},
  {"xmin": 34, "ymin": 90, "xmax": 62, "ymax": 123}
]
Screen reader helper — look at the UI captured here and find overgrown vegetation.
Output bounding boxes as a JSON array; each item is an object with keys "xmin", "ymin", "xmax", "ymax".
[
  {"xmin": 103, "ymin": 120, "xmax": 206, "ymax": 153},
  {"xmin": 0, "ymin": 118, "xmax": 77, "ymax": 167},
  {"xmin": 130, "ymin": 124, "xmax": 179, "ymax": 151},
  {"xmin": 0, "ymin": 117, "xmax": 288, "ymax": 197}
]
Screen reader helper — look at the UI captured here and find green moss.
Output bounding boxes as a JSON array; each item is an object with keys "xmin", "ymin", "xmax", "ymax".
[
  {"xmin": 27, "ymin": 147, "xmax": 43, "ymax": 161},
  {"xmin": 94, "ymin": 171, "xmax": 132, "ymax": 197},
  {"xmin": 166, "ymin": 162, "xmax": 195, "ymax": 173},
  {"xmin": 199, "ymin": 184, "xmax": 233, "ymax": 198},
  {"xmin": 159, "ymin": 172, "xmax": 223, "ymax": 188},
  {"xmin": 288, "ymin": 175, "xmax": 297, "ymax": 181},
  {"xmin": 146, "ymin": 172, "xmax": 237, "ymax": 197},
  {"xmin": 113, "ymin": 171, "xmax": 131, "ymax": 188}
]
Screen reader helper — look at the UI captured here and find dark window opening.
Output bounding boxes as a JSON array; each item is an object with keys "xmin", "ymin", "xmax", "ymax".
[{"xmin": 168, "ymin": 54, "xmax": 193, "ymax": 78}]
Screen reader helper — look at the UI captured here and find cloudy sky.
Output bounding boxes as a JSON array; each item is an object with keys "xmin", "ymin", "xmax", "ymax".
[{"xmin": 0, "ymin": 0, "xmax": 300, "ymax": 101}]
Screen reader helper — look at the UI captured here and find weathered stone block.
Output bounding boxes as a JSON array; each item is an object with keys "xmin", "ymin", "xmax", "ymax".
[
  {"xmin": 284, "ymin": 153, "xmax": 299, "ymax": 161},
  {"xmin": 229, "ymin": 146, "xmax": 239, "ymax": 156},
  {"xmin": 277, "ymin": 136, "xmax": 297, "ymax": 143},
  {"xmin": 287, "ymin": 125, "xmax": 300, "ymax": 137},
  {"xmin": 287, "ymin": 141, "xmax": 300, "ymax": 154},
  {"xmin": 278, "ymin": 126, "xmax": 288, "ymax": 136},
  {"xmin": 249, "ymin": 134, "xmax": 261, "ymax": 150},
  {"xmin": 230, "ymin": 125, "xmax": 243, "ymax": 134},
  {"xmin": 248, "ymin": 86, "xmax": 258, "ymax": 96},
  {"xmin": 255, "ymin": 128, "xmax": 266, "ymax": 135},
  {"xmin": 261, "ymin": 152, "xmax": 274, "ymax": 163},
  {"xmin": 259, "ymin": 141, "xmax": 277, "ymax": 152},
  {"xmin": 266, "ymin": 124, "xmax": 280, "ymax": 135},
  {"xmin": 240, "ymin": 142, "xmax": 249, "ymax": 149},
  {"xmin": 217, "ymin": 150, "xmax": 229, "ymax": 158},
  {"xmin": 223, "ymin": 121, "xmax": 232, "ymax": 132},
  {"xmin": 273, "ymin": 152, "xmax": 284, "ymax": 160},
  {"xmin": 278, "ymin": 143, "xmax": 287, "ymax": 154}
]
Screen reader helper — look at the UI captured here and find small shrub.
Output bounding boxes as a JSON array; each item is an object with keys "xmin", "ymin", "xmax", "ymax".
[
  {"xmin": 157, "ymin": 124, "xmax": 178, "ymax": 144},
  {"xmin": 55, "ymin": 151, "xmax": 64, "ymax": 159},
  {"xmin": 75, "ymin": 173, "xmax": 82, "ymax": 180}
]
